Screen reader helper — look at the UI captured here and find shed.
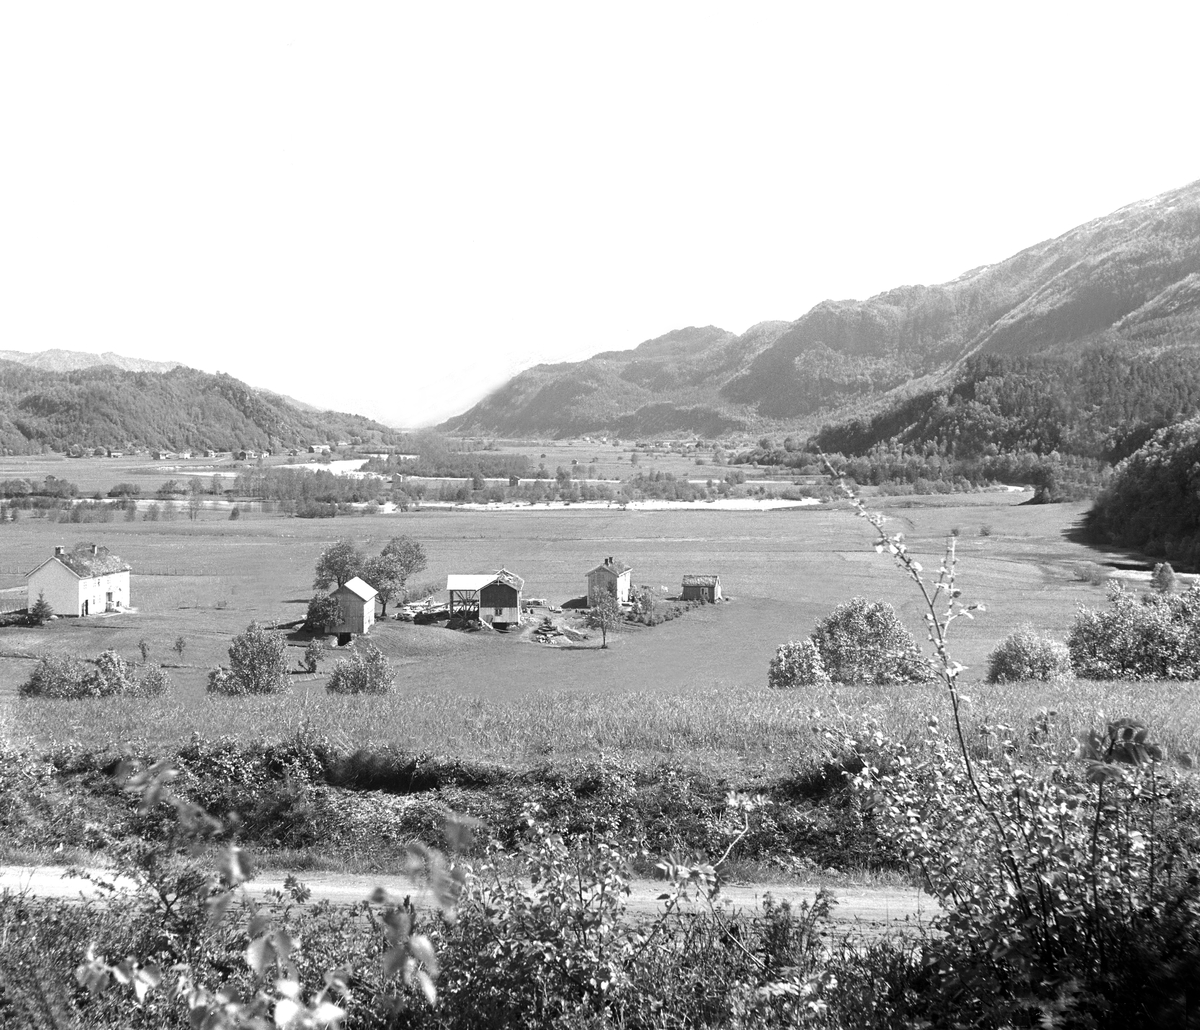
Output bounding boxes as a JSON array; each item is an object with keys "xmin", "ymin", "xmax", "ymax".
[
  {"xmin": 587, "ymin": 557, "xmax": 632, "ymax": 606},
  {"xmin": 26, "ymin": 545, "xmax": 132, "ymax": 616},
  {"xmin": 681, "ymin": 574, "xmax": 722, "ymax": 602},
  {"xmin": 447, "ymin": 569, "xmax": 525, "ymax": 627},
  {"xmin": 331, "ymin": 576, "xmax": 377, "ymax": 639}
]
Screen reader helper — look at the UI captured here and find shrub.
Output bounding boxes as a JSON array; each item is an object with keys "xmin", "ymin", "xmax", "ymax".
[
  {"xmin": 304, "ymin": 593, "xmax": 341, "ymax": 634},
  {"xmin": 1069, "ymin": 583, "xmax": 1200, "ymax": 679},
  {"xmin": 89, "ymin": 649, "xmax": 133, "ymax": 695},
  {"xmin": 809, "ymin": 597, "xmax": 931, "ymax": 684},
  {"xmin": 19, "ymin": 653, "xmax": 93, "ymax": 699},
  {"xmin": 302, "ymin": 639, "xmax": 325, "ymax": 673},
  {"xmin": 1152, "ymin": 561, "xmax": 1178, "ymax": 592},
  {"xmin": 19, "ymin": 649, "xmax": 148, "ymax": 699},
  {"xmin": 767, "ymin": 639, "xmax": 830, "ymax": 689},
  {"xmin": 208, "ymin": 622, "xmax": 290, "ymax": 695},
  {"xmin": 131, "ymin": 666, "xmax": 171, "ymax": 698},
  {"xmin": 986, "ymin": 627, "xmax": 1074, "ymax": 683},
  {"xmin": 206, "ymin": 667, "xmax": 241, "ymax": 695},
  {"xmin": 326, "ymin": 641, "xmax": 394, "ymax": 694}
]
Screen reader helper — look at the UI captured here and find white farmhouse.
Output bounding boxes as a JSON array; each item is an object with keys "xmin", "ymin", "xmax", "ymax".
[{"xmin": 26, "ymin": 545, "xmax": 132, "ymax": 616}]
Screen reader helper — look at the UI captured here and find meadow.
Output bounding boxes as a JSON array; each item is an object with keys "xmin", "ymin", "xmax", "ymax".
[{"xmin": 2, "ymin": 486, "xmax": 1190, "ymax": 765}]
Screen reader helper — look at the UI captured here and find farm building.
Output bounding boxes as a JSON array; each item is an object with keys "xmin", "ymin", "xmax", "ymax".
[
  {"xmin": 587, "ymin": 557, "xmax": 632, "ymax": 606},
  {"xmin": 26, "ymin": 545, "xmax": 132, "ymax": 616},
  {"xmin": 681, "ymin": 574, "xmax": 722, "ymax": 602},
  {"xmin": 330, "ymin": 577, "xmax": 377, "ymax": 641},
  {"xmin": 446, "ymin": 569, "xmax": 524, "ymax": 627}
]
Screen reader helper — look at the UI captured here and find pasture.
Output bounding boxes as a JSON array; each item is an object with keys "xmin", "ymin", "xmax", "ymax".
[{"xmin": 1, "ymin": 489, "xmax": 1176, "ymax": 758}]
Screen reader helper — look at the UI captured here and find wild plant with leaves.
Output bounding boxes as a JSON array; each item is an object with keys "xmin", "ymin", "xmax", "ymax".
[{"xmin": 823, "ymin": 457, "xmax": 1200, "ymax": 1027}]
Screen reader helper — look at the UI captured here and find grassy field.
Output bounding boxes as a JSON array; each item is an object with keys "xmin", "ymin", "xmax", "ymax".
[
  {"xmin": 2, "ymin": 488, "xmax": 1186, "ymax": 760},
  {"xmin": 11, "ymin": 678, "xmax": 1200, "ymax": 781},
  {"xmin": 0, "ymin": 450, "xmax": 329, "ymax": 498}
]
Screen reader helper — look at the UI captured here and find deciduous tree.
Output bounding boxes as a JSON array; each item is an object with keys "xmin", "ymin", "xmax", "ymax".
[
  {"xmin": 586, "ymin": 591, "xmax": 623, "ymax": 649},
  {"xmin": 313, "ymin": 538, "xmax": 364, "ymax": 590},
  {"xmin": 359, "ymin": 536, "xmax": 428, "ymax": 615}
]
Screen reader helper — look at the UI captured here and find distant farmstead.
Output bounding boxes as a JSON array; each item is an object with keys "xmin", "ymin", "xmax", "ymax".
[
  {"xmin": 26, "ymin": 545, "xmax": 132, "ymax": 616},
  {"xmin": 446, "ymin": 569, "xmax": 524, "ymax": 628},
  {"xmin": 587, "ymin": 557, "xmax": 632, "ymax": 606},
  {"xmin": 331, "ymin": 576, "xmax": 377, "ymax": 642},
  {"xmin": 681, "ymin": 574, "xmax": 722, "ymax": 602}
]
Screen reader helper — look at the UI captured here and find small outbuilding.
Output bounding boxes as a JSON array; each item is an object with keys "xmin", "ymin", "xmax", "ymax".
[
  {"xmin": 681, "ymin": 574, "xmax": 722, "ymax": 602},
  {"xmin": 26, "ymin": 545, "xmax": 132, "ymax": 616},
  {"xmin": 331, "ymin": 576, "xmax": 377, "ymax": 642},
  {"xmin": 587, "ymin": 557, "xmax": 632, "ymax": 606},
  {"xmin": 446, "ymin": 569, "xmax": 525, "ymax": 627}
]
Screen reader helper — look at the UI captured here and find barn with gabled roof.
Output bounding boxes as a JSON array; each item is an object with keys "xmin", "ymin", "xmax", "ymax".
[
  {"xmin": 331, "ymin": 576, "xmax": 377, "ymax": 639},
  {"xmin": 446, "ymin": 568, "xmax": 524, "ymax": 627}
]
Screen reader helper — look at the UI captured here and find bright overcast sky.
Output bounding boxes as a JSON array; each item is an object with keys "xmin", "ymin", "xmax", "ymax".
[{"xmin": 3, "ymin": 2, "xmax": 1199, "ymax": 426}]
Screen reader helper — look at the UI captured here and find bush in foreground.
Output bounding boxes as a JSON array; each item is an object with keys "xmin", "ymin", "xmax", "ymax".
[
  {"xmin": 19, "ymin": 650, "xmax": 170, "ymax": 699},
  {"xmin": 1069, "ymin": 583, "xmax": 1200, "ymax": 679},
  {"xmin": 767, "ymin": 639, "xmax": 830, "ymax": 689},
  {"xmin": 326, "ymin": 640, "xmax": 394, "ymax": 694},
  {"xmin": 809, "ymin": 597, "xmax": 931, "ymax": 684},
  {"xmin": 208, "ymin": 622, "xmax": 290, "ymax": 695},
  {"xmin": 986, "ymin": 627, "xmax": 1073, "ymax": 683}
]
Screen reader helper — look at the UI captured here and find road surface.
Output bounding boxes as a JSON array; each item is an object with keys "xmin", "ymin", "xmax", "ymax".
[{"xmin": 0, "ymin": 865, "xmax": 938, "ymax": 941}]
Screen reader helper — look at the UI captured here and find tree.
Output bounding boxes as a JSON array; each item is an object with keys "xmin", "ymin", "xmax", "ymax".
[
  {"xmin": 28, "ymin": 590, "xmax": 54, "ymax": 626},
  {"xmin": 1151, "ymin": 562, "xmax": 1178, "ymax": 593},
  {"xmin": 585, "ymin": 591, "xmax": 623, "ymax": 649},
  {"xmin": 304, "ymin": 593, "xmax": 342, "ymax": 634},
  {"xmin": 360, "ymin": 536, "xmax": 428, "ymax": 616},
  {"xmin": 173, "ymin": 636, "xmax": 187, "ymax": 661},
  {"xmin": 313, "ymin": 538, "xmax": 364, "ymax": 589}
]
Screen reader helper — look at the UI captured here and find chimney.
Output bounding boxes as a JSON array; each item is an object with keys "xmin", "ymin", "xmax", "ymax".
[
  {"xmin": 92, "ymin": 545, "xmax": 99, "ymax": 555},
  {"xmin": 54, "ymin": 546, "xmax": 64, "ymax": 557}
]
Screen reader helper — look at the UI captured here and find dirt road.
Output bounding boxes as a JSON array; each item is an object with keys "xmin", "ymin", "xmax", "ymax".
[{"xmin": 0, "ymin": 865, "xmax": 938, "ymax": 941}]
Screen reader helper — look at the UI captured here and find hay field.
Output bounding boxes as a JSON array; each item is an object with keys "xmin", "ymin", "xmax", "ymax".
[{"xmin": 1, "ymin": 491, "xmax": 1163, "ymax": 753}]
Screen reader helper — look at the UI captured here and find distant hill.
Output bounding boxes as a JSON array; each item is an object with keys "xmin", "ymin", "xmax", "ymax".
[
  {"xmin": 445, "ymin": 179, "xmax": 1200, "ymax": 437},
  {"xmin": 0, "ymin": 348, "xmax": 183, "ymax": 375},
  {"xmin": 0, "ymin": 361, "xmax": 398, "ymax": 454}
]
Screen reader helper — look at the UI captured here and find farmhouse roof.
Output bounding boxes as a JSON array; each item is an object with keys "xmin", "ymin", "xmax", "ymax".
[
  {"xmin": 446, "ymin": 569, "xmax": 525, "ymax": 592},
  {"xmin": 26, "ymin": 546, "xmax": 132, "ymax": 580},
  {"xmin": 588, "ymin": 558, "xmax": 632, "ymax": 576},
  {"xmin": 336, "ymin": 576, "xmax": 378, "ymax": 601},
  {"xmin": 682, "ymin": 574, "xmax": 721, "ymax": 587}
]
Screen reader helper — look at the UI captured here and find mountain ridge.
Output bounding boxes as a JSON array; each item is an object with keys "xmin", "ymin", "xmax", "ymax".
[
  {"xmin": 0, "ymin": 361, "xmax": 398, "ymax": 454},
  {"xmin": 0, "ymin": 348, "xmax": 183, "ymax": 375},
  {"xmin": 444, "ymin": 178, "xmax": 1200, "ymax": 437}
]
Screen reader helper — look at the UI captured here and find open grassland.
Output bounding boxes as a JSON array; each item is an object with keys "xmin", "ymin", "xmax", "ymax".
[
  {"xmin": 0, "ymin": 451, "xmax": 315, "ymax": 497},
  {"xmin": 0, "ymin": 493, "xmax": 1154, "ymax": 703},
  {"xmin": 10, "ymin": 678, "xmax": 1200, "ymax": 780}
]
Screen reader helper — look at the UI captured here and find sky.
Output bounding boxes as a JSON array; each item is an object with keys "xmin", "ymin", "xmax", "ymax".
[{"xmin": 3, "ymin": 2, "xmax": 1200, "ymax": 427}]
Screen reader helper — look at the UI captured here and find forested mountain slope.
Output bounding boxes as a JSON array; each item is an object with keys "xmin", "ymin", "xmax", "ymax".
[
  {"xmin": 1086, "ymin": 416, "xmax": 1200, "ymax": 568},
  {"xmin": 0, "ymin": 361, "xmax": 396, "ymax": 454},
  {"xmin": 445, "ymin": 179, "xmax": 1200, "ymax": 437}
]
